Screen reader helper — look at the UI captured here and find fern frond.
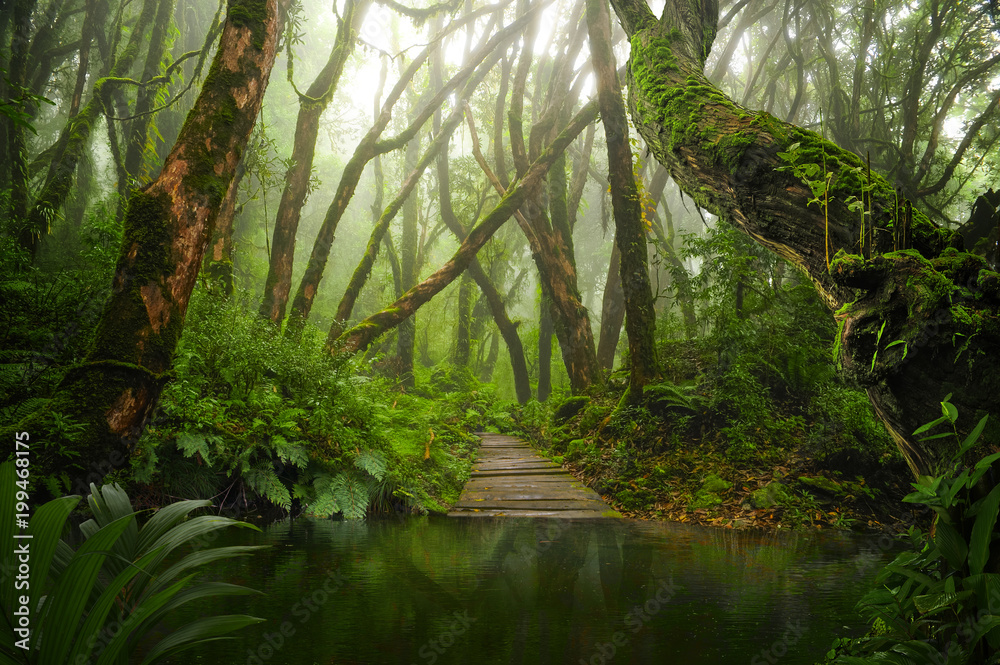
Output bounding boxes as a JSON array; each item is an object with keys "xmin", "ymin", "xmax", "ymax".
[{"xmin": 353, "ymin": 449, "xmax": 387, "ymax": 481}]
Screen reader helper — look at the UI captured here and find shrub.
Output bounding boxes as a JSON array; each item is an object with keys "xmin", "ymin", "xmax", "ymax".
[
  {"xmin": 0, "ymin": 461, "xmax": 263, "ymax": 664},
  {"xmin": 828, "ymin": 397, "xmax": 1000, "ymax": 664}
]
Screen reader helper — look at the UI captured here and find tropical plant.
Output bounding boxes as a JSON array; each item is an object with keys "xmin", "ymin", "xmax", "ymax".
[
  {"xmin": 828, "ymin": 397, "xmax": 1000, "ymax": 664},
  {"xmin": 0, "ymin": 461, "xmax": 265, "ymax": 665}
]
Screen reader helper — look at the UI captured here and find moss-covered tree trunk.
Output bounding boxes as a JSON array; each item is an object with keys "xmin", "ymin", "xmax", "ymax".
[
  {"xmin": 258, "ymin": 0, "xmax": 367, "ymax": 323},
  {"xmin": 203, "ymin": 156, "xmax": 248, "ymax": 295},
  {"xmin": 610, "ymin": 0, "xmax": 1000, "ymax": 475},
  {"xmin": 396, "ymin": 130, "xmax": 421, "ymax": 389},
  {"xmin": 537, "ymin": 294, "xmax": 554, "ymax": 402},
  {"xmin": 6, "ymin": 0, "xmax": 36, "ymax": 236},
  {"xmin": 10, "ymin": 0, "xmax": 285, "ymax": 486}
]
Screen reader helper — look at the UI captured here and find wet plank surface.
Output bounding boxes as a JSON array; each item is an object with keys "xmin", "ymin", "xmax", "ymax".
[{"xmin": 448, "ymin": 433, "xmax": 619, "ymax": 518}]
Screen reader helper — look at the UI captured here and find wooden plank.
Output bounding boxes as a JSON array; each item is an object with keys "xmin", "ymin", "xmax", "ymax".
[
  {"xmin": 451, "ymin": 498, "xmax": 610, "ymax": 511},
  {"xmin": 450, "ymin": 434, "xmax": 617, "ymax": 518},
  {"xmin": 447, "ymin": 509, "xmax": 621, "ymax": 518}
]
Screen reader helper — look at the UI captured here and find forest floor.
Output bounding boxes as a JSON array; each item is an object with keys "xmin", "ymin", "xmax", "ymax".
[{"xmin": 510, "ymin": 387, "xmax": 923, "ymax": 535}]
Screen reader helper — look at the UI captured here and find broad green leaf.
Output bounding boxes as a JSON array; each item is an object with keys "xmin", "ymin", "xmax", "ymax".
[
  {"xmin": 912, "ymin": 590, "xmax": 972, "ymax": 615},
  {"xmin": 958, "ymin": 415, "xmax": 989, "ymax": 457},
  {"xmin": 94, "ymin": 575, "xmax": 198, "ymax": 665},
  {"xmin": 154, "ymin": 546, "xmax": 265, "ymax": 592},
  {"xmin": 64, "ymin": 547, "xmax": 164, "ymax": 665},
  {"xmin": 971, "ymin": 452, "xmax": 1000, "ymax": 486},
  {"xmin": 140, "ymin": 615, "xmax": 265, "ymax": 664},
  {"xmin": 934, "ymin": 521, "xmax": 968, "ymax": 570},
  {"xmin": 139, "ymin": 582, "xmax": 264, "ymax": 641},
  {"xmin": 913, "ymin": 416, "xmax": 948, "ymax": 436},
  {"xmin": 136, "ymin": 499, "xmax": 212, "ymax": 552},
  {"xmin": 22, "ymin": 496, "xmax": 81, "ymax": 632},
  {"xmin": 37, "ymin": 514, "xmax": 135, "ymax": 665},
  {"xmin": 969, "ymin": 483, "xmax": 1000, "ymax": 575}
]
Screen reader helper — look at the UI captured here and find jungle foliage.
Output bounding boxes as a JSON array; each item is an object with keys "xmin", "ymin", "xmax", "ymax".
[{"xmin": 826, "ymin": 401, "xmax": 1000, "ymax": 665}]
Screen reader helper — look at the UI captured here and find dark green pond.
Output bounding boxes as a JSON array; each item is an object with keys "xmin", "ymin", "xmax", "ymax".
[{"xmin": 162, "ymin": 516, "xmax": 897, "ymax": 665}]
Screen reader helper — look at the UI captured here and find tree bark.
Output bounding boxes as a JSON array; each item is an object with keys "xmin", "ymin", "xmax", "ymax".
[
  {"xmin": 336, "ymin": 101, "xmax": 599, "ymax": 355},
  {"xmin": 537, "ymin": 294, "xmax": 554, "ymax": 401},
  {"xmin": 10, "ymin": 0, "xmax": 285, "ymax": 485},
  {"xmin": 258, "ymin": 0, "xmax": 368, "ymax": 323},
  {"xmin": 396, "ymin": 129, "xmax": 421, "ymax": 388},
  {"xmin": 610, "ymin": 0, "xmax": 1000, "ymax": 475},
  {"xmin": 509, "ymin": 34, "xmax": 604, "ymax": 396},
  {"xmin": 587, "ymin": 0, "xmax": 660, "ymax": 400},
  {"xmin": 6, "ymin": 0, "xmax": 36, "ymax": 237},
  {"xmin": 597, "ymin": 242, "xmax": 625, "ymax": 370},
  {"xmin": 203, "ymin": 155, "xmax": 248, "ymax": 296}
]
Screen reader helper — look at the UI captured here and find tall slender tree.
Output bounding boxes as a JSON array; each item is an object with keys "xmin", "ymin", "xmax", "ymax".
[{"xmin": 587, "ymin": 0, "xmax": 660, "ymax": 401}]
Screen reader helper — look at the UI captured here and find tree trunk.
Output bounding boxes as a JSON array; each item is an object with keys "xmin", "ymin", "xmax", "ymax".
[
  {"xmin": 454, "ymin": 275, "xmax": 474, "ymax": 367},
  {"xmin": 12, "ymin": 0, "xmax": 285, "ymax": 486},
  {"xmin": 587, "ymin": 0, "xmax": 660, "ymax": 403},
  {"xmin": 203, "ymin": 155, "xmax": 248, "ymax": 296},
  {"xmin": 537, "ymin": 294, "xmax": 554, "ymax": 401},
  {"xmin": 336, "ymin": 101, "xmax": 599, "ymax": 355},
  {"xmin": 396, "ymin": 130, "xmax": 421, "ymax": 388},
  {"xmin": 597, "ymin": 242, "xmax": 625, "ymax": 370},
  {"xmin": 6, "ymin": 0, "xmax": 36, "ymax": 237},
  {"xmin": 258, "ymin": 0, "xmax": 368, "ymax": 323},
  {"xmin": 610, "ymin": 0, "xmax": 1000, "ymax": 475}
]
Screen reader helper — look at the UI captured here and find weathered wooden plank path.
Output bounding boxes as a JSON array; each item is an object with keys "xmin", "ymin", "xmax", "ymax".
[{"xmin": 448, "ymin": 433, "xmax": 619, "ymax": 517}]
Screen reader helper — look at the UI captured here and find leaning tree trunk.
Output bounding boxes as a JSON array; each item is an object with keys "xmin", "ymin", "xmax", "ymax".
[
  {"xmin": 609, "ymin": 0, "xmax": 1000, "ymax": 476},
  {"xmin": 336, "ymin": 101, "xmax": 599, "ymax": 354},
  {"xmin": 7, "ymin": 0, "xmax": 285, "ymax": 487}
]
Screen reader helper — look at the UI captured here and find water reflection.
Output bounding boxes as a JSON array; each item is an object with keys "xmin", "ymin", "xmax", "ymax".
[{"xmin": 163, "ymin": 516, "xmax": 895, "ymax": 665}]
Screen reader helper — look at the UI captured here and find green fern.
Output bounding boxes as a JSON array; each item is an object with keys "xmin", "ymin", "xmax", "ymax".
[
  {"xmin": 245, "ymin": 461, "xmax": 292, "ymax": 509},
  {"xmin": 353, "ymin": 449, "xmax": 387, "ymax": 481},
  {"xmin": 333, "ymin": 471, "xmax": 371, "ymax": 519}
]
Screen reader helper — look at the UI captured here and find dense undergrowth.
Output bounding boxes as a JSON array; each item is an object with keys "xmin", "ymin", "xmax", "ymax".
[
  {"xmin": 127, "ymin": 287, "xmax": 517, "ymax": 519},
  {"xmin": 509, "ymin": 224, "xmax": 912, "ymax": 531}
]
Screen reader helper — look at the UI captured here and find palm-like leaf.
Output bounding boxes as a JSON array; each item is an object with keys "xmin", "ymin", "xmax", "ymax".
[{"xmin": 0, "ymin": 461, "xmax": 266, "ymax": 665}]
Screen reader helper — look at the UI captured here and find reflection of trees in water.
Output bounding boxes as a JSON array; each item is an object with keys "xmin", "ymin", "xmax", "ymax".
[{"xmin": 166, "ymin": 517, "xmax": 890, "ymax": 664}]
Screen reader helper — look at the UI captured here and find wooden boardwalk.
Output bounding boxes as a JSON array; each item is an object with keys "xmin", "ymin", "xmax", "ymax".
[{"xmin": 448, "ymin": 433, "xmax": 619, "ymax": 518}]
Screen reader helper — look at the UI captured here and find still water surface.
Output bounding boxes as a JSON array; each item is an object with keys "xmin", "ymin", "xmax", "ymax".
[{"xmin": 163, "ymin": 516, "xmax": 896, "ymax": 665}]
